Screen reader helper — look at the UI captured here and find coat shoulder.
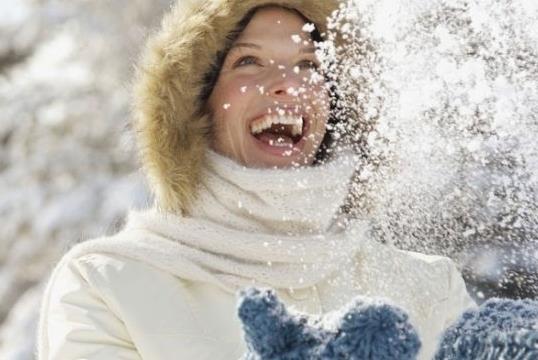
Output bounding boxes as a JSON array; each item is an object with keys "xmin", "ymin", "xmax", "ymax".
[
  {"xmin": 39, "ymin": 247, "xmax": 244, "ymax": 359},
  {"xmin": 72, "ymin": 251, "xmax": 195, "ymax": 316},
  {"xmin": 390, "ymin": 246, "xmax": 462, "ymax": 285},
  {"xmin": 358, "ymin": 241, "xmax": 474, "ymax": 307},
  {"xmin": 388, "ymin": 246, "xmax": 476, "ymax": 311},
  {"xmin": 38, "ymin": 249, "xmax": 143, "ymax": 358}
]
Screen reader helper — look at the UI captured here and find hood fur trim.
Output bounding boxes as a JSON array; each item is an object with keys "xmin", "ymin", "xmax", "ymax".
[{"xmin": 133, "ymin": 0, "xmax": 340, "ymax": 214}]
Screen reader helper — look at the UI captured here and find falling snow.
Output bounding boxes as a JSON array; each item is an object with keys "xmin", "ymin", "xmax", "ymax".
[
  {"xmin": 291, "ymin": 34, "xmax": 302, "ymax": 43},
  {"xmin": 316, "ymin": 0, "xmax": 538, "ymax": 300},
  {"xmin": 2, "ymin": 0, "xmax": 537, "ymax": 357},
  {"xmin": 302, "ymin": 22, "xmax": 315, "ymax": 33}
]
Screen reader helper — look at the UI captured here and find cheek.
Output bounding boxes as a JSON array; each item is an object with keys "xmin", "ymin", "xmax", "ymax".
[
  {"xmin": 209, "ymin": 79, "xmax": 256, "ymax": 145},
  {"xmin": 310, "ymin": 90, "xmax": 331, "ymax": 140},
  {"xmin": 309, "ymin": 88, "xmax": 331, "ymax": 120},
  {"xmin": 212, "ymin": 85, "xmax": 237, "ymax": 114},
  {"xmin": 210, "ymin": 77, "xmax": 256, "ymax": 119},
  {"xmin": 315, "ymin": 84, "xmax": 331, "ymax": 109}
]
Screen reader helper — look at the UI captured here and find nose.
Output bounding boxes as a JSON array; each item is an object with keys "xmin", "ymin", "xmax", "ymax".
[{"xmin": 265, "ymin": 67, "xmax": 304, "ymax": 101}]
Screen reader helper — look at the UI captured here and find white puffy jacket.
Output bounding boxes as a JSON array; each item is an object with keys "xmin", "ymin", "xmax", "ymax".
[
  {"xmin": 38, "ymin": 151, "xmax": 475, "ymax": 360},
  {"xmin": 38, "ymin": 233, "xmax": 474, "ymax": 360},
  {"xmin": 37, "ymin": 0, "xmax": 476, "ymax": 359}
]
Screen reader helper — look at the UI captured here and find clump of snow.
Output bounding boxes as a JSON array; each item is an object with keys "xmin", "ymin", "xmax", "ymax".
[
  {"xmin": 319, "ymin": 0, "xmax": 538, "ymax": 298},
  {"xmin": 302, "ymin": 23, "xmax": 315, "ymax": 33},
  {"xmin": 291, "ymin": 34, "xmax": 302, "ymax": 43}
]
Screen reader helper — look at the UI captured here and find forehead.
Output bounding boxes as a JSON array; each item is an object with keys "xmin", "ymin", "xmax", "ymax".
[{"xmin": 237, "ymin": 6, "xmax": 309, "ymax": 41}]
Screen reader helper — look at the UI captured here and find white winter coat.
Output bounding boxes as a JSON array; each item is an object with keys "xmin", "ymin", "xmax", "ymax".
[
  {"xmin": 37, "ymin": 150, "xmax": 475, "ymax": 360},
  {"xmin": 37, "ymin": 0, "xmax": 476, "ymax": 358}
]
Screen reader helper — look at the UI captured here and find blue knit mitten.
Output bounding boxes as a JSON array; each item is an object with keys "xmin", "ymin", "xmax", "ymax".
[
  {"xmin": 435, "ymin": 298, "xmax": 538, "ymax": 359},
  {"xmin": 237, "ymin": 287, "xmax": 421, "ymax": 360}
]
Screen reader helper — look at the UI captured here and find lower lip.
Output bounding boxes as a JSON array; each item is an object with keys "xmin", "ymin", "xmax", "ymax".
[
  {"xmin": 249, "ymin": 118, "xmax": 310, "ymax": 157},
  {"xmin": 251, "ymin": 133, "xmax": 307, "ymax": 157}
]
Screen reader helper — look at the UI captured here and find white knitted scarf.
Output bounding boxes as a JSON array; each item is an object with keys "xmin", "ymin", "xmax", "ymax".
[{"xmin": 62, "ymin": 150, "xmax": 369, "ymax": 293}]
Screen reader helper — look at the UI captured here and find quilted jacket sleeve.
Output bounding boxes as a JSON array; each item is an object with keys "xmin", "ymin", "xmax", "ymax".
[
  {"xmin": 37, "ymin": 256, "xmax": 142, "ymax": 360},
  {"xmin": 443, "ymin": 259, "xmax": 477, "ymax": 327}
]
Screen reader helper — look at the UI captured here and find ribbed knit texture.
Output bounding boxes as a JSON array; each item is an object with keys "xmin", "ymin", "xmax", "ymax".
[
  {"xmin": 238, "ymin": 287, "xmax": 421, "ymax": 360},
  {"xmin": 239, "ymin": 290, "xmax": 538, "ymax": 360},
  {"xmin": 56, "ymin": 149, "xmax": 367, "ymax": 293},
  {"xmin": 434, "ymin": 298, "xmax": 538, "ymax": 359}
]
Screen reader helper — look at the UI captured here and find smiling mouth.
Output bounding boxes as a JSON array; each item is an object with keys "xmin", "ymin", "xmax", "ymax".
[{"xmin": 249, "ymin": 114, "xmax": 308, "ymax": 148}]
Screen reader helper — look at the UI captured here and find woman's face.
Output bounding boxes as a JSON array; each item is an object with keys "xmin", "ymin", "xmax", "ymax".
[{"xmin": 207, "ymin": 7, "xmax": 330, "ymax": 168}]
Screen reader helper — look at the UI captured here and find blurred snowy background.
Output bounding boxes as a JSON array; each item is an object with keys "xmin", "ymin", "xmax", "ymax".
[
  {"xmin": 0, "ymin": 0, "xmax": 536, "ymax": 359},
  {"xmin": 0, "ymin": 0, "xmax": 170, "ymax": 358}
]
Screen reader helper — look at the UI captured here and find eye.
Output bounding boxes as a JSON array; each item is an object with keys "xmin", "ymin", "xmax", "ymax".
[
  {"xmin": 234, "ymin": 56, "xmax": 260, "ymax": 68},
  {"xmin": 297, "ymin": 60, "xmax": 319, "ymax": 70}
]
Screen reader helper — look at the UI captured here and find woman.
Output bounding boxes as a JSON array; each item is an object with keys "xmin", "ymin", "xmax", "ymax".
[{"xmin": 37, "ymin": 1, "xmax": 475, "ymax": 359}]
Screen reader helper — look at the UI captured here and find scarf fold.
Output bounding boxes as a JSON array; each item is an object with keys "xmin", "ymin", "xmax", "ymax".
[
  {"xmin": 68, "ymin": 150, "xmax": 371, "ymax": 293},
  {"xmin": 191, "ymin": 149, "xmax": 359, "ymax": 234}
]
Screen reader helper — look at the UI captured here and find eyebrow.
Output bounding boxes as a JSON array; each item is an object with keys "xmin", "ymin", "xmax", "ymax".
[{"xmin": 231, "ymin": 42, "xmax": 316, "ymax": 54}]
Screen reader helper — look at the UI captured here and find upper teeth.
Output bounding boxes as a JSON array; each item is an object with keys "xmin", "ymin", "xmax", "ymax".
[{"xmin": 250, "ymin": 115, "xmax": 304, "ymax": 136}]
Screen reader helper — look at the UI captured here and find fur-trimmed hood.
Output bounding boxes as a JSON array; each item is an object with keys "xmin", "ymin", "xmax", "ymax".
[{"xmin": 132, "ymin": 0, "xmax": 340, "ymax": 214}]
